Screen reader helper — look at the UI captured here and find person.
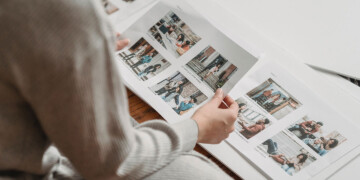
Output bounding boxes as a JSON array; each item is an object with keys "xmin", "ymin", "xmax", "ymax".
[
  {"xmin": 304, "ymin": 137, "xmax": 338, "ymax": 156},
  {"xmin": 130, "ymin": 53, "xmax": 153, "ymax": 69},
  {"xmin": 288, "ymin": 121, "xmax": 323, "ymax": 139},
  {"xmin": 137, "ymin": 64, "xmax": 162, "ymax": 78},
  {"xmin": 155, "ymin": 80, "xmax": 183, "ymax": 95},
  {"xmin": 175, "ymin": 34, "xmax": 185, "ymax": 46},
  {"xmin": 176, "ymin": 40, "xmax": 191, "ymax": 53},
  {"xmin": 166, "ymin": 25, "xmax": 176, "ymax": 36},
  {"xmin": 262, "ymin": 139, "xmax": 278, "ymax": 155},
  {"xmin": 237, "ymin": 103, "xmax": 247, "ymax": 122},
  {"xmin": 162, "ymin": 86, "xmax": 183, "ymax": 105},
  {"xmin": 202, "ymin": 64, "xmax": 221, "ymax": 81},
  {"xmin": 253, "ymin": 89, "xmax": 273, "ymax": 103},
  {"xmin": 0, "ymin": 1, "xmax": 240, "ymax": 179},
  {"xmin": 173, "ymin": 98, "xmax": 198, "ymax": 115},
  {"xmin": 123, "ymin": 44, "xmax": 148, "ymax": 61},
  {"xmin": 270, "ymin": 153, "xmax": 308, "ymax": 175},
  {"xmin": 239, "ymin": 119, "xmax": 270, "ymax": 139}
]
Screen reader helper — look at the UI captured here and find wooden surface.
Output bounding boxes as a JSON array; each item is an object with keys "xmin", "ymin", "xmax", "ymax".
[{"xmin": 127, "ymin": 88, "xmax": 242, "ymax": 180}]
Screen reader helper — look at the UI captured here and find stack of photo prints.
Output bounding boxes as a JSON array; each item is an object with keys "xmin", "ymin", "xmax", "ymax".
[{"xmin": 114, "ymin": 1, "xmax": 360, "ymax": 179}]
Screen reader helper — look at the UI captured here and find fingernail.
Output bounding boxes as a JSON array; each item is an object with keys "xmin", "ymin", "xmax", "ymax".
[
  {"xmin": 216, "ymin": 88, "xmax": 222, "ymax": 94},
  {"xmin": 125, "ymin": 39, "xmax": 130, "ymax": 44}
]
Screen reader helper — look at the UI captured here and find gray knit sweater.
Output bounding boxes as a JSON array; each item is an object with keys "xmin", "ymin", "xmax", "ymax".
[{"xmin": 0, "ymin": 0, "xmax": 198, "ymax": 179}]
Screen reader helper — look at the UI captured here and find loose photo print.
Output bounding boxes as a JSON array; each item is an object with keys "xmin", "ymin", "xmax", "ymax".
[
  {"xmin": 102, "ymin": 0, "xmax": 119, "ymax": 15},
  {"xmin": 147, "ymin": 11, "xmax": 201, "ymax": 58},
  {"xmin": 247, "ymin": 78, "xmax": 302, "ymax": 120},
  {"xmin": 287, "ymin": 117, "xmax": 347, "ymax": 156},
  {"xmin": 257, "ymin": 132, "xmax": 317, "ymax": 176},
  {"xmin": 185, "ymin": 46, "xmax": 238, "ymax": 92},
  {"xmin": 234, "ymin": 97, "xmax": 272, "ymax": 139},
  {"xmin": 149, "ymin": 72, "xmax": 208, "ymax": 115},
  {"xmin": 118, "ymin": 38, "xmax": 171, "ymax": 81}
]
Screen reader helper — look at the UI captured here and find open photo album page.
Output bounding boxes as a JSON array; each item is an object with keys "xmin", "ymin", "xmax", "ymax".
[
  {"xmin": 115, "ymin": 1, "xmax": 258, "ymax": 121},
  {"xmin": 226, "ymin": 62, "xmax": 360, "ymax": 179}
]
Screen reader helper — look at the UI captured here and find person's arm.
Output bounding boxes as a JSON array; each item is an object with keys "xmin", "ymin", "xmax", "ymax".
[
  {"xmin": 299, "ymin": 121, "xmax": 310, "ymax": 129},
  {"xmin": 8, "ymin": 1, "xmax": 199, "ymax": 179}
]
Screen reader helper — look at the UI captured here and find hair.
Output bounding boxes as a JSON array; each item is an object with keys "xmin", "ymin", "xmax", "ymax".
[
  {"xmin": 191, "ymin": 97, "xmax": 198, "ymax": 103},
  {"xmin": 177, "ymin": 34, "xmax": 185, "ymax": 42},
  {"xmin": 155, "ymin": 34, "xmax": 162, "ymax": 40},
  {"xmin": 264, "ymin": 118, "xmax": 270, "ymax": 124},
  {"xmin": 329, "ymin": 138, "xmax": 339, "ymax": 148},
  {"xmin": 297, "ymin": 153, "xmax": 308, "ymax": 164},
  {"xmin": 154, "ymin": 64, "xmax": 161, "ymax": 68},
  {"xmin": 316, "ymin": 121, "xmax": 324, "ymax": 126},
  {"xmin": 182, "ymin": 40, "xmax": 191, "ymax": 48}
]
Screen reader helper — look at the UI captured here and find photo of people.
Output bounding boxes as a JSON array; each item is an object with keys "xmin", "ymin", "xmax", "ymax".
[
  {"xmin": 258, "ymin": 132, "xmax": 317, "ymax": 176},
  {"xmin": 234, "ymin": 97, "xmax": 272, "ymax": 139},
  {"xmin": 185, "ymin": 46, "xmax": 238, "ymax": 92},
  {"xmin": 149, "ymin": 72, "xmax": 208, "ymax": 115},
  {"xmin": 147, "ymin": 11, "xmax": 201, "ymax": 58},
  {"xmin": 288, "ymin": 117, "xmax": 347, "ymax": 156},
  {"xmin": 118, "ymin": 38, "xmax": 171, "ymax": 81},
  {"xmin": 247, "ymin": 78, "xmax": 302, "ymax": 119},
  {"xmin": 102, "ymin": 0, "xmax": 119, "ymax": 15}
]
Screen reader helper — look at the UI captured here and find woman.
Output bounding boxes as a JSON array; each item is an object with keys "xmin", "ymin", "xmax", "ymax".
[
  {"xmin": 162, "ymin": 85, "xmax": 183, "ymax": 105},
  {"xmin": 202, "ymin": 64, "xmax": 221, "ymax": 80},
  {"xmin": 270, "ymin": 153, "xmax": 308, "ymax": 175},
  {"xmin": 318, "ymin": 138, "xmax": 338, "ymax": 156},
  {"xmin": 137, "ymin": 64, "xmax": 162, "ymax": 78},
  {"xmin": 175, "ymin": 34, "xmax": 185, "ymax": 46},
  {"xmin": 176, "ymin": 40, "xmax": 191, "ymax": 55}
]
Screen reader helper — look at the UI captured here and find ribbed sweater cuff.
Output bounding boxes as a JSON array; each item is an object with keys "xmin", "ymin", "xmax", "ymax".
[{"xmin": 170, "ymin": 119, "xmax": 198, "ymax": 152}]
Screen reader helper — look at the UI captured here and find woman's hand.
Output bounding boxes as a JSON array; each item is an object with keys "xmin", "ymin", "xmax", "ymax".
[
  {"xmin": 116, "ymin": 33, "xmax": 130, "ymax": 51},
  {"xmin": 192, "ymin": 89, "xmax": 239, "ymax": 144}
]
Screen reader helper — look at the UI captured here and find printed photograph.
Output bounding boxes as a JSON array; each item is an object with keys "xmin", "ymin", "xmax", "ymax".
[
  {"xmin": 102, "ymin": 0, "xmax": 119, "ymax": 15},
  {"xmin": 247, "ymin": 78, "xmax": 302, "ymax": 119},
  {"xmin": 234, "ymin": 97, "xmax": 272, "ymax": 139},
  {"xmin": 118, "ymin": 38, "xmax": 171, "ymax": 81},
  {"xmin": 149, "ymin": 72, "xmax": 208, "ymax": 115},
  {"xmin": 257, "ymin": 132, "xmax": 317, "ymax": 176},
  {"xmin": 185, "ymin": 46, "xmax": 238, "ymax": 92},
  {"xmin": 287, "ymin": 117, "xmax": 347, "ymax": 156},
  {"xmin": 147, "ymin": 11, "xmax": 201, "ymax": 58}
]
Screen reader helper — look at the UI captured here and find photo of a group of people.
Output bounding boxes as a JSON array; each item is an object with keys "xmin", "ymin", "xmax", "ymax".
[
  {"xmin": 247, "ymin": 78, "xmax": 302, "ymax": 120},
  {"xmin": 149, "ymin": 72, "xmax": 207, "ymax": 115},
  {"xmin": 235, "ymin": 97, "xmax": 272, "ymax": 139},
  {"xmin": 185, "ymin": 46, "xmax": 238, "ymax": 92},
  {"xmin": 147, "ymin": 11, "xmax": 201, "ymax": 58},
  {"xmin": 287, "ymin": 117, "xmax": 346, "ymax": 156},
  {"xmin": 258, "ymin": 132, "xmax": 317, "ymax": 176},
  {"xmin": 118, "ymin": 38, "xmax": 171, "ymax": 81}
]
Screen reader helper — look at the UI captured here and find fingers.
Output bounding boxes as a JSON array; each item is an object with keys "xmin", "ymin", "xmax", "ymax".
[
  {"xmin": 116, "ymin": 39, "xmax": 130, "ymax": 51},
  {"xmin": 219, "ymin": 95, "xmax": 234, "ymax": 109},
  {"xmin": 209, "ymin": 88, "xmax": 224, "ymax": 107}
]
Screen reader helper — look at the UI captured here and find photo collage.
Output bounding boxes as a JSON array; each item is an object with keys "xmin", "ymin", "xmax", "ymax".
[
  {"xmin": 118, "ymin": 10, "xmax": 252, "ymax": 116},
  {"xmin": 231, "ymin": 77, "xmax": 347, "ymax": 176}
]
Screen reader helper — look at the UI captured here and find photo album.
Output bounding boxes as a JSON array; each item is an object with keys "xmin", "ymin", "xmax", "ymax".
[{"xmin": 113, "ymin": 0, "xmax": 360, "ymax": 179}]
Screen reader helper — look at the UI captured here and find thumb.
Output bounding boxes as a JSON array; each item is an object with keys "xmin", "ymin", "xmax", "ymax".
[
  {"xmin": 117, "ymin": 39, "xmax": 130, "ymax": 51},
  {"xmin": 209, "ymin": 88, "xmax": 224, "ymax": 107}
]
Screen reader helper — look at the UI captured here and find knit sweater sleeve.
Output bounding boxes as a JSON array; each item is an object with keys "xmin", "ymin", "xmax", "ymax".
[{"xmin": 5, "ymin": 0, "xmax": 198, "ymax": 179}]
